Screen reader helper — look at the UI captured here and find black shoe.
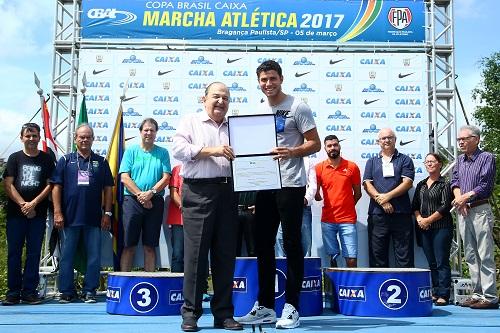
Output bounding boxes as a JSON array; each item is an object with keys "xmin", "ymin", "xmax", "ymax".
[
  {"xmin": 21, "ymin": 294, "xmax": 43, "ymax": 305},
  {"xmin": 82, "ymin": 293, "xmax": 97, "ymax": 304},
  {"xmin": 214, "ymin": 318, "xmax": 243, "ymax": 330},
  {"xmin": 2, "ymin": 295, "xmax": 20, "ymax": 306},
  {"xmin": 181, "ymin": 317, "xmax": 199, "ymax": 332},
  {"xmin": 469, "ymin": 299, "xmax": 500, "ymax": 309},
  {"xmin": 59, "ymin": 294, "xmax": 74, "ymax": 304}
]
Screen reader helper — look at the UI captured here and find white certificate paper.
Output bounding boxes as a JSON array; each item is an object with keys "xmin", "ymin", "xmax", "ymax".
[
  {"xmin": 232, "ymin": 155, "xmax": 282, "ymax": 192},
  {"xmin": 228, "ymin": 114, "xmax": 277, "ymax": 156}
]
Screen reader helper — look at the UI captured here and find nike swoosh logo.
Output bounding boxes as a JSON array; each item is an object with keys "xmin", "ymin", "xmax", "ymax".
[
  {"xmin": 339, "ymin": 139, "xmax": 346, "ymax": 142},
  {"xmin": 227, "ymin": 57, "xmax": 242, "ymax": 63},
  {"xmin": 295, "ymin": 71, "xmax": 310, "ymax": 77},
  {"xmin": 398, "ymin": 72, "xmax": 414, "ymax": 79},
  {"xmin": 400, "ymin": 139, "xmax": 415, "ymax": 146},
  {"xmin": 329, "ymin": 59, "xmax": 345, "ymax": 65},
  {"xmin": 158, "ymin": 70, "xmax": 173, "ymax": 76},
  {"xmin": 92, "ymin": 69, "xmax": 108, "ymax": 75},
  {"xmin": 364, "ymin": 99, "xmax": 379, "ymax": 105},
  {"xmin": 123, "ymin": 96, "xmax": 138, "ymax": 102}
]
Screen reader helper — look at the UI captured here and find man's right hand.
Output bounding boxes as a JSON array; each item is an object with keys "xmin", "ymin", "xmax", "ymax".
[
  {"xmin": 381, "ymin": 202, "xmax": 394, "ymax": 214},
  {"xmin": 54, "ymin": 211, "xmax": 65, "ymax": 229}
]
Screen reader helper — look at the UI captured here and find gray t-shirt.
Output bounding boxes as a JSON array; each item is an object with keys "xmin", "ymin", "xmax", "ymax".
[{"xmin": 259, "ymin": 95, "xmax": 317, "ymax": 187}]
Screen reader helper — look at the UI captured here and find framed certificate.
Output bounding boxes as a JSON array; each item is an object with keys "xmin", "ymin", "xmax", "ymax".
[{"xmin": 228, "ymin": 114, "xmax": 282, "ymax": 192}]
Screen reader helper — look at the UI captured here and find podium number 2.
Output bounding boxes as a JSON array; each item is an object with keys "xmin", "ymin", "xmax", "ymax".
[
  {"xmin": 379, "ymin": 279, "xmax": 408, "ymax": 310},
  {"xmin": 386, "ymin": 285, "xmax": 402, "ymax": 304}
]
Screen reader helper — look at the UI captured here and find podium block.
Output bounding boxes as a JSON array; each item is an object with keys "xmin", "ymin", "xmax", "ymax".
[
  {"xmin": 233, "ymin": 257, "xmax": 322, "ymax": 317},
  {"xmin": 324, "ymin": 268, "xmax": 432, "ymax": 317},
  {"xmin": 106, "ymin": 272, "xmax": 184, "ymax": 316}
]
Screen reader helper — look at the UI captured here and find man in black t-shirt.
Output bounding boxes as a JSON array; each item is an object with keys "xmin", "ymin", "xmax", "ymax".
[{"xmin": 2, "ymin": 123, "xmax": 55, "ymax": 305}]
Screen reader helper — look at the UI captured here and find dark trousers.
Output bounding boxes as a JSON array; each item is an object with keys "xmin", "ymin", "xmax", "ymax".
[
  {"xmin": 170, "ymin": 225, "xmax": 184, "ymax": 273},
  {"xmin": 421, "ymin": 226, "xmax": 453, "ymax": 298},
  {"xmin": 181, "ymin": 182, "xmax": 238, "ymax": 321},
  {"xmin": 236, "ymin": 209, "xmax": 256, "ymax": 257},
  {"xmin": 255, "ymin": 187, "xmax": 305, "ymax": 309},
  {"xmin": 6, "ymin": 215, "xmax": 46, "ymax": 297},
  {"xmin": 368, "ymin": 213, "xmax": 414, "ymax": 268}
]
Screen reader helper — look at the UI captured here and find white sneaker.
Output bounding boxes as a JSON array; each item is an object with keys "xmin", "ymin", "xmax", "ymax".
[
  {"xmin": 237, "ymin": 301, "xmax": 277, "ymax": 325},
  {"xmin": 275, "ymin": 303, "xmax": 300, "ymax": 329}
]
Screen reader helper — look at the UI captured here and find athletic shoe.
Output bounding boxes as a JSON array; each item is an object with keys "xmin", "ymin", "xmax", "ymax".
[
  {"xmin": 58, "ymin": 294, "xmax": 74, "ymax": 304},
  {"xmin": 275, "ymin": 303, "xmax": 300, "ymax": 329},
  {"xmin": 82, "ymin": 293, "xmax": 97, "ymax": 304},
  {"xmin": 237, "ymin": 301, "xmax": 277, "ymax": 325},
  {"xmin": 21, "ymin": 294, "xmax": 43, "ymax": 305},
  {"xmin": 2, "ymin": 295, "xmax": 20, "ymax": 306}
]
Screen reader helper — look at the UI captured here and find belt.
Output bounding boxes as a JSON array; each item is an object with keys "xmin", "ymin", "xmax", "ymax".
[
  {"xmin": 184, "ymin": 177, "xmax": 232, "ymax": 185},
  {"xmin": 238, "ymin": 205, "xmax": 252, "ymax": 211},
  {"xmin": 468, "ymin": 199, "xmax": 489, "ymax": 208}
]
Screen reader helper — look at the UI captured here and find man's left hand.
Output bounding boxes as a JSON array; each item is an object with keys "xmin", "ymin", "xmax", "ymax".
[
  {"xmin": 272, "ymin": 147, "xmax": 294, "ymax": 160},
  {"xmin": 101, "ymin": 215, "xmax": 111, "ymax": 231}
]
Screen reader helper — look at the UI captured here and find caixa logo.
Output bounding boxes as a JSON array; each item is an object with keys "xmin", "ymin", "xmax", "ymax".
[
  {"xmin": 87, "ymin": 9, "xmax": 137, "ymax": 26},
  {"xmin": 338, "ymin": 285, "xmax": 366, "ymax": 301},
  {"xmin": 106, "ymin": 286, "xmax": 121, "ymax": 302},
  {"xmin": 233, "ymin": 277, "xmax": 247, "ymax": 292},
  {"xmin": 301, "ymin": 276, "xmax": 321, "ymax": 292},
  {"xmin": 418, "ymin": 286, "xmax": 432, "ymax": 302},
  {"xmin": 169, "ymin": 290, "xmax": 184, "ymax": 305}
]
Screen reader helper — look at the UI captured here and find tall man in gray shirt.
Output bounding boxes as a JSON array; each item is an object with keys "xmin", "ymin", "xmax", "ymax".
[{"xmin": 238, "ymin": 60, "xmax": 320, "ymax": 329}]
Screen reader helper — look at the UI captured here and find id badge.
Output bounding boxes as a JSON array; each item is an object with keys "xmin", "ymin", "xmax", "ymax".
[
  {"xmin": 275, "ymin": 115, "xmax": 286, "ymax": 133},
  {"xmin": 78, "ymin": 170, "xmax": 90, "ymax": 186},
  {"xmin": 382, "ymin": 162, "xmax": 395, "ymax": 178}
]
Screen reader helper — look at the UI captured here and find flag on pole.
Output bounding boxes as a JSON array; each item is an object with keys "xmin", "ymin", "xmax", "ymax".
[
  {"xmin": 106, "ymin": 102, "xmax": 125, "ymax": 271},
  {"xmin": 41, "ymin": 96, "xmax": 58, "ymax": 160},
  {"xmin": 73, "ymin": 97, "xmax": 88, "ymax": 151}
]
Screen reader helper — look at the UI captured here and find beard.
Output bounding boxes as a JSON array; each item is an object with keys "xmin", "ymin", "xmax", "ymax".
[{"xmin": 327, "ymin": 150, "xmax": 340, "ymax": 159}]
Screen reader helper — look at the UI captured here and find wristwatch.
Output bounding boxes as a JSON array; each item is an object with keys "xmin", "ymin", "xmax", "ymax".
[
  {"xmin": 151, "ymin": 188, "xmax": 157, "ymax": 195},
  {"xmin": 104, "ymin": 211, "xmax": 113, "ymax": 217}
]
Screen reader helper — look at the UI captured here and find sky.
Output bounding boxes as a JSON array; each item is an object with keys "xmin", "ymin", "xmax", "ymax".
[{"xmin": 0, "ymin": 0, "xmax": 499, "ymax": 159}]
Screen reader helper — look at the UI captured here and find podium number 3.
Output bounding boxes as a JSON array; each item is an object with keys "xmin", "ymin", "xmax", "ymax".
[
  {"xmin": 130, "ymin": 282, "xmax": 159, "ymax": 313},
  {"xmin": 136, "ymin": 288, "xmax": 152, "ymax": 307}
]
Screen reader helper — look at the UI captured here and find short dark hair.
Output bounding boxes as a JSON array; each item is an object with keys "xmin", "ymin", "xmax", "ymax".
[
  {"xmin": 324, "ymin": 134, "xmax": 339, "ymax": 143},
  {"xmin": 140, "ymin": 118, "xmax": 158, "ymax": 131},
  {"xmin": 256, "ymin": 60, "xmax": 282, "ymax": 78},
  {"xmin": 426, "ymin": 152, "xmax": 443, "ymax": 164},
  {"xmin": 20, "ymin": 122, "xmax": 41, "ymax": 136}
]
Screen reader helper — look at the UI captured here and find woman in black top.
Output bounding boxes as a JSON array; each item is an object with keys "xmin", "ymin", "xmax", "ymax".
[{"xmin": 412, "ymin": 153, "xmax": 453, "ymax": 306}]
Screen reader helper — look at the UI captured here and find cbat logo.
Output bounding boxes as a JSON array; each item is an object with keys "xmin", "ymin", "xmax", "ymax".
[
  {"xmin": 257, "ymin": 57, "xmax": 283, "ymax": 64},
  {"xmin": 328, "ymin": 110, "xmax": 350, "ymax": 120},
  {"xmin": 122, "ymin": 55, "xmax": 144, "ymax": 64},
  {"xmin": 293, "ymin": 57, "xmax": 315, "ymax": 65},
  {"xmin": 153, "ymin": 109, "xmax": 179, "ymax": 116},
  {"xmin": 326, "ymin": 98, "xmax": 351, "ymax": 105},
  {"xmin": 153, "ymin": 96, "xmax": 179, "ymax": 102},
  {"xmin": 87, "ymin": 8, "xmax": 137, "ymax": 26},
  {"xmin": 396, "ymin": 112, "xmax": 421, "ymax": 119},
  {"xmin": 361, "ymin": 139, "xmax": 378, "ymax": 146},
  {"xmin": 361, "ymin": 152, "xmax": 379, "ymax": 159},
  {"xmin": 418, "ymin": 287, "xmax": 432, "ymax": 302},
  {"xmin": 396, "ymin": 125, "xmax": 421, "ymax": 133},
  {"xmin": 155, "ymin": 136, "xmax": 173, "ymax": 143},
  {"xmin": 229, "ymin": 96, "xmax": 248, "ymax": 104},
  {"xmin": 338, "ymin": 285, "xmax": 366, "ymax": 301},
  {"xmin": 86, "ymin": 81, "xmax": 111, "ymax": 88},
  {"xmin": 123, "ymin": 108, "xmax": 142, "ymax": 116},
  {"xmin": 89, "ymin": 121, "xmax": 108, "ymax": 129},
  {"xmin": 106, "ymin": 286, "xmax": 121, "ymax": 302},
  {"xmin": 360, "ymin": 58, "xmax": 386, "ymax": 65},
  {"xmin": 169, "ymin": 290, "xmax": 184, "ymax": 304},
  {"xmin": 88, "ymin": 108, "xmax": 109, "ymax": 115},
  {"xmin": 189, "ymin": 70, "xmax": 214, "ymax": 76},
  {"xmin": 159, "ymin": 122, "xmax": 176, "ymax": 131},
  {"xmin": 293, "ymin": 83, "xmax": 315, "ymax": 92},
  {"xmin": 155, "ymin": 56, "xmax": 181, "ymax": 63},
  {"xmin": 191, "ymin": 56, "xmax": 213, "ymax": 64},
  {"xmin": 362, "ymin": 124, "xmax": 381, "ymax": 133},
  {"xmin": 301, "ymin": 276, "xmax": 321, "ymax": 292},
  {"xmin": 326, "ymin": 124, "xmax": 352, "ymax": 132},
  {"xmin": 119, "ymin": 82, "xmax": 145, "ymax": 89},
  {"xmin": 188, "ymin": 83, "xmax": 209, "ymax": 90},
  {"xmin": 233, "ymin": 277, "xmax": 247, "ymax": 292},
  {"xmin": 395, "ymin": 85, "xmax": 421, "ymax": 92},
  {"xmin": 326, "ymin": 71, "xmax": 352, "ymax": 78},
  {"xmin": 388, "ymin": 8, "xmax": 412, "ymax": 30},
  {"xmin": 85, "ymin": 95, "xmax": 110, "ymax": 102},
  {"xmin": 362, "ymin": 84, "xmax": 384, "ymax": 93},
  {"xmin": 229, "ymin": 82, "xmax": 246, "ymax": 92},
  {"xmin": 395, "ymin": 98, "xmax": 421, "ymax": 106},
  {"xmin": 361, "ymin": 112, "xmax": 386, "ymax": 119},
  {"xmin": 223, "ymin": 70, "xmax": 248, "ymax": 77}
]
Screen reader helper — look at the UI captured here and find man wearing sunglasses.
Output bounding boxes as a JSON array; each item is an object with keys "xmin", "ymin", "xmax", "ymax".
[{"xmin": 2, "ymin": 123, "xmax": 55, "ymax": 305}]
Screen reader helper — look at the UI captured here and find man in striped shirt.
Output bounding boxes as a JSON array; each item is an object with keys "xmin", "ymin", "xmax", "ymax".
[{"xmin": 451, "ymin": 125, "xmax": 498, "ymax": 309}]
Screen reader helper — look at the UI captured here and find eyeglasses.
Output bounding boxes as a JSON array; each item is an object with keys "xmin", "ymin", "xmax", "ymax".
[
  {"xmin": 378, "ymin": 136, "xmax": 395, "ymax": 142},
  {"xmin": 22, "ymin": 122, "xmax": 40, "ymax": 131},
  {"xmin": 456, "ymin": 135, "xmax": 477, "ymax": 142},
  {"xmin": 423, "ymin": 160, "xmax": 439, "ymax": 165}
]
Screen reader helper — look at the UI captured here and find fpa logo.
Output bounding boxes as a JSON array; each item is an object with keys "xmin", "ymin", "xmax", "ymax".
[
  {"xmin": 388, "ymin": 8, "xmax": 412, "ymax": 30},
  {"xmin": 338, "ymin": 285, "xmax": 366, "ymax": 301}
]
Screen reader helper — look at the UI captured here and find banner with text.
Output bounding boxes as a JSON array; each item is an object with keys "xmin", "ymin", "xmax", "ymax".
[{"xmin": 81, "ymin": 0, "xmax": 425, "ymax": 43}]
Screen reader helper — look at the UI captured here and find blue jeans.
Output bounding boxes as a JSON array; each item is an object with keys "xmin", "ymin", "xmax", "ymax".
[
  {"xmin": 276, "ymin": 206, "xmax": 312, "ymax": 257},
  {"xmin": 421, "ymin": 227, "xmax": 453, "ymax": 299},
  {"xmin": 59, "ymin": 226, "xmax": 101, "ymax": 296},
  {"xmin": 321, "ymin": 222, "xmax": 358, "ymax": 258},
  {"xmin": 170, "ymin": 225, "xmax": 184, "ymax": 273},
  {"xmin": 6, "ymin": 215, "xmax": 46, "ymax": 297}
]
